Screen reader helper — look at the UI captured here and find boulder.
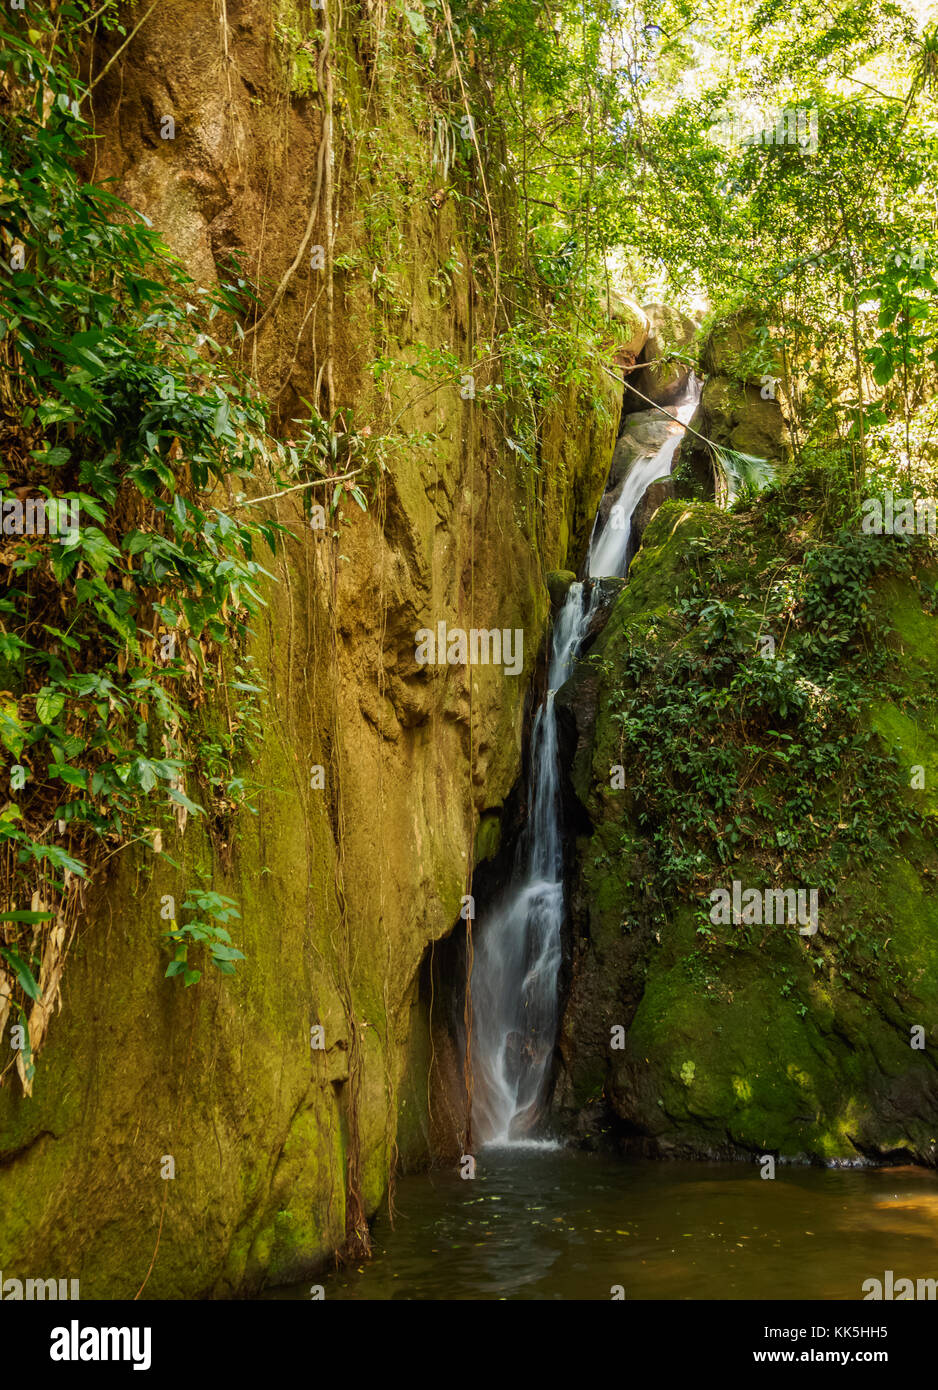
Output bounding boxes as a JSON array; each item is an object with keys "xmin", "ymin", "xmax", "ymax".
[
  {"xmin": 606, "ymin": 291, "xmax": 649, "ymax": 362},
  {"xmin": 699, "ymin": 308, "xmax": 785, "ymax": 387},
  {"xmin": 626, "ymin": 303, "xmax": 698, "ymax": 408},
  {"xmin": 630, "ymin": 476, "xmax": 676, "ymax": 555},
  {"xmin": 553, "ymin": 503, "xmax": 938, "ymax": 1165},
  {"xmin": 546, "ymin": 569, "xmax": 577, "ymax": 609}
]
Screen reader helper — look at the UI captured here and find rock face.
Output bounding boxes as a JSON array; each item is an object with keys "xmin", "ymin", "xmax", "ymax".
[
  {"xmin": 699, "ymin": 308, "xmax": 786, "ymax": 383},
  {"xmin": 583, "ymin": 577, "xmax": 627, "ymax": 643},
  {"xmin": 630, "ymin": 477, "xmax": 676, "ymax": 554},
  {"xmin": 626, "ymin": 303, "xmax": 698, "ymax": 409},
  {"xmin": 554, "ymin": 501, "xmax": 938, "ymax": 1165},
  {"xmin": 547, "ymin": 570, "xmax": 578, "ymax": 609},
  {"xmin": 672, "ymin": 311, "xmax": 789, "ymax": 500},
  {"xmin": 0, "ymin": 3, "xmax": 621, "ymax": 1297},
  {"xmin": 607, "ymin": 292, "xmax": 649, "ymax": 365}
]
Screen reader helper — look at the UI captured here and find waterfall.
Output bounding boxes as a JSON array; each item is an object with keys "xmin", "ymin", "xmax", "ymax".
[
  {"xmin": 469, "ymin": 380, "xmax": 700, "ymax": 1146},
  {"xmin": 587, "ymin": 392, "xmax": 701, "ymax": 579},
  {"xmin": 469, "ymin": 582, "xmax": 597, "ymax": 1145}
]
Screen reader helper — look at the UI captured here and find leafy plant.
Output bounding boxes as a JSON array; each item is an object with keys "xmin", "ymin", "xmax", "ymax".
[
  {"xmin": 164, "ymin": 890, "xmax": 245, "ymax": 988},
  {"xmin": 0, "ymin": 8, "xmax": 275, "ymax": 1067}
]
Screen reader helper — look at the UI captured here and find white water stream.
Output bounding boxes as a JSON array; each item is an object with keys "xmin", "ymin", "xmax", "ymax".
[{"xmin": 469, "ymin": 382, "xmax": 700, "ymax": 1145}]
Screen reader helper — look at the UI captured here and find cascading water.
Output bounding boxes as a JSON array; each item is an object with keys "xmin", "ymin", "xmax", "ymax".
[
  {"xmin": 587, "ymin": 390, "xmax": 701, "ymax": 579},
  {"xmin": 469, "ymin": 380, "xmax": 700, "ymax": 1146}
]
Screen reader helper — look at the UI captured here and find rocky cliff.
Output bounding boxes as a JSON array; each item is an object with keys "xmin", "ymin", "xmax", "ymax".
[{"xmin": 0, "ymin": 1, "xmax": 620, "ymax": 1296}]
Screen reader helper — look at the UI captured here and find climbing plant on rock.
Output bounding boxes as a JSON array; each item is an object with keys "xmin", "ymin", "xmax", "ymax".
[{"xmin": 0, "ymin": 8, "xmax": 288, "ymax": 1087}]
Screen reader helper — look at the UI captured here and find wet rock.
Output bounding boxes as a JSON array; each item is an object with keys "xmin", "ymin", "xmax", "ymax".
[
  {"xmin": 585, "ymin": 577, "xmax": 627, "ymax": 642},
  {"xmin": 596, "ymin": 409, "xmax": 677, "ymax": 533},
  {"xmin": 617, "ymin": 414, "xmax": 673, "ymax": 459},
  {"xmin": 553, "ymin": 577, "xmax": 625, "ymax": 800}
]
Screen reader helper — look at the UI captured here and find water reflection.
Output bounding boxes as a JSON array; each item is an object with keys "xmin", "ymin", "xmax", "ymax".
[{"xmin": 266, "ymin": 1151, "xmax": 938, "ymax": 1301}]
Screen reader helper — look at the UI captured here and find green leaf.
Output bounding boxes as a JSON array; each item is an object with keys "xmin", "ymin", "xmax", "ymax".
[
  {"xmin": 48, "ymin": 762, "xmax": 87, "ymax": 788},
  {"xmin": 404, "ymin": 8, "xmax": 429, "ymax": 38},
  {"xmin": 29, "ymin": 844, "xmax": 87, "ymax": 877},
  {"xmin": 35, "ymin": 687, "xmax": 65, "ymax": 725},
  {"xmin": 168, "ymin": 786, "xmax": 204, "ymax": 816},
  {"xmin": 712, "ymin": 447, "xmax": 776, "ymax": 504},
  {"xmin": 0, "ymin": 946, "xmax": 42, "ymax": 1001},
  {"xmin": 78, "ymin": 527, "xmax": 122, "ymax": 577},
  {"xmin": 135, "ymin": 761, "xmax": 157, "ymax": 793},
  {"xmin": 210, "ymin": 944, "xmax": 246, "ymax": 961}
]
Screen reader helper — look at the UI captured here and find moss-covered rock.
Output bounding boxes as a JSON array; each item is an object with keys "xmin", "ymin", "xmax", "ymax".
[
  {"xmin": 547, "ymin": 569, "xmax": 578, "ymax": 609},
  {"xmin": 627, "ymin": 303, "xmax": 698, "ymax": 408},
  {"xmin": 606, "ymin": 290, "xmax": 649, "ymax": 360},
  {"xmin": 699, "ymin": 308, "xmax": 786, "ymax": 385},
  {"xmin": 555, "ymin": 500, "xmax": 938, "ymax": 1165}
]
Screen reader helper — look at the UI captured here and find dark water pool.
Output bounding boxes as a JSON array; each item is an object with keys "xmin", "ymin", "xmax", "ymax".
[{"xmin": 268, "ymin": 1147, "xmax": 938, "ymax": 1300}]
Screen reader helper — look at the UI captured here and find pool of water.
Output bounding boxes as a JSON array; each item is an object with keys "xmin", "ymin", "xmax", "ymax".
[{"xmin": 270, "ymin": 1148, "xmax": 938, "ymax": 1300}]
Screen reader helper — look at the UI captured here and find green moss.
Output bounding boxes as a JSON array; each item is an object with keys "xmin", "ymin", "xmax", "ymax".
[
  {"xmin": 870, "ymin": 701, "xmax": 938, "ymax": 816},
  {"xmin": 275, "ymin": 2, "xmax": 322, "ymax": 97},
  {"xmin": 474, "ymin": 811, "xmax": 502, "ymax": 865},
  {"xmin": 563, "ymin": 498, "xmax": 938, "ymax": 1163}
]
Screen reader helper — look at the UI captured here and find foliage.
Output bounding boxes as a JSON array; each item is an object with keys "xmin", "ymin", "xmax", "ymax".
[
  {"xmin": 0, "ymin": 8, "xmax": 287, "ymax": 1049},
  {"xmin": 164, "ymin": 888, "xmax": 245, "ymax": 988},
  {"xmin": 597, "ymin": 507, "xmax": 926, "ymax": 915},
  {"xmin": 421, "ymin": 0, "xmax": 938, "ymax": 506}
]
